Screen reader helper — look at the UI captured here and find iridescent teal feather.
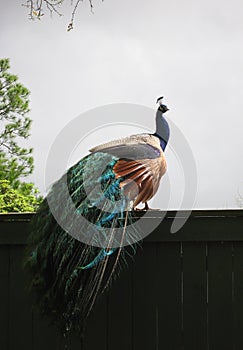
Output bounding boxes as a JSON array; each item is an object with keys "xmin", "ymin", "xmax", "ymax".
[{"xmin": 25, "ymin": 152, "xmax": 136, "ymax": 335}]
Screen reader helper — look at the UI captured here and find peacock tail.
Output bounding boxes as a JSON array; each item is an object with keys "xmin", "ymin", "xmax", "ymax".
[{"xmin": 24, "ymin": 98, "xmax": 170, "ymax": 336}]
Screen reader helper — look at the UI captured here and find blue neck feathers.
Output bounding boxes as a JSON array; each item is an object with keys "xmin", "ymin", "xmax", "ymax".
[{"xmin": 154, "ymin": 108, "xmax": 170, "ymax": 151}]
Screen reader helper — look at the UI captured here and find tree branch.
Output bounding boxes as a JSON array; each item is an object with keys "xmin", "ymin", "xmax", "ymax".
[{"xmin": 22, "ymin": 0, "xmax": 99, "ymax": 30}]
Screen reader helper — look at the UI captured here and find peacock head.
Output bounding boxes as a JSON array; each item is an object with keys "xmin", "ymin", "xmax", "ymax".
[{"xmin": 156, "ymin": 96, "xmax": 169, "ymax": 113}]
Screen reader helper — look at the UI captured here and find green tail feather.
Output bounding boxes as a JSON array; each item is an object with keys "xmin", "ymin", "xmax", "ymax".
[{"xmin": 24, "ymin": 152, "xmax": 141, "ymax": 336}]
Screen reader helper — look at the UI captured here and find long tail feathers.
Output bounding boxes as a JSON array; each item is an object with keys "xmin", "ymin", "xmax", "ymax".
[{"xmin": 24, "ymin": 152, "xmax": 140, "ymax": 336}]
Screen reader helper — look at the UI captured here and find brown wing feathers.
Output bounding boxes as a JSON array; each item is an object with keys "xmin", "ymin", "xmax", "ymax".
[
  {"xmin": 113, "ymin": 157, "xmax": 164, "ymax": 207},
  {"xmin": 90, "ymin": 135, "xmax": 167, "ymax": 207},
  {"xmin": 113, "ymin": 160, "xmax": 145, "ymax": 177}
]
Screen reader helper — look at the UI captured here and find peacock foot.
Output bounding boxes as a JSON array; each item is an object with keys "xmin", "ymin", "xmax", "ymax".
[{"xmin": 134, "ymin": 202, "xmax": 149, "ymax": 211}]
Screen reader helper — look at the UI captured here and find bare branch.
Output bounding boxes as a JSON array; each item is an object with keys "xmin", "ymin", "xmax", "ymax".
[
  {"xmin": 88, "ymin": 0, "xmax": 94, "ymax": 13},
  {"xmin": 22, "ymin": 0, "xmax": 100, "ymax": 30},
  {"xmin": 68, "ymin": 0, "xmax": 82, "ymax": 31},
  {"xmin": 44, "ymin": 0, "xmax": 63, "ymax": 18}
]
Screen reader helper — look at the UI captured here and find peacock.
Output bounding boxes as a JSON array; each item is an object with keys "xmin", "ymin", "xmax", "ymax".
[{"xmin": 24, "ymin": 96, "xmax": 170, "ymax": 336}]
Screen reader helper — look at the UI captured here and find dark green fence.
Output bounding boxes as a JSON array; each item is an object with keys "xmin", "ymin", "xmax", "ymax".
[{"xmin": 0, "ymin": 210, "xmax": 243, "ymax": 350}]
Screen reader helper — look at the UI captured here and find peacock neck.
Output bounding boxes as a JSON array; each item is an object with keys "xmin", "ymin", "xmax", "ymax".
[{"xmin": 154, "ymin": 109, "xmax": 170, "ymax": 151}]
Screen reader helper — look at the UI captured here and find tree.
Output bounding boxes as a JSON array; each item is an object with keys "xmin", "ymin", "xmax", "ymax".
[
  {"xmin": 23, "ymin": 0, "xmax": 102, "ymax": 31},
  {"xmin": 0, "ymin": 180, "xmax": 42, "ymax": 213},
  {"xmin": 0, "ymin": 59, "xmax": 33, "ymax": 183},
  {"xmin": 0, "ymin": 58, "xmax": 42, "ymax": 212}
]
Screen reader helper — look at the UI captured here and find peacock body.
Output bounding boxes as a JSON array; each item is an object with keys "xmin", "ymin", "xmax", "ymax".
[{"xmin": 25, "ymin": 98, "xmax": 170, "ymax": 336}]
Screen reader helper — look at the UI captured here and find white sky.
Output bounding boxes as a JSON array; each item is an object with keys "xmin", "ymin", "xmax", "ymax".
[{"xmin": 1, "ymin": 0, "xmax": 243, "ymax": 209}]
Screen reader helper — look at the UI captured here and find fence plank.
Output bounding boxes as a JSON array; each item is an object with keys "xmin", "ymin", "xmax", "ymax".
[
  {"xmin": 84, "ymin": 294, "xmax": 108, "ymax": 350},
  {"xmin": 0, "ymin": 246, "xmax": 9, "ymax": 350},
  {"xmin": 57, "ymin": 332, "xmax": 82, "ymax": 350},
  {"xmin": 156, "ymin": 242, "xmax": 182, "ymax": 350},
  {"xmin": 232, "ymin": 242, "xmax": 243, "ymax": 350},
  {"xmin": 9, "ymin": 245, "xmax": 33, "ymax": 350},
  {"xmin": 183, "ymin": 242, "xmax": 207, "ymax": 349},
  {"xmin": 2, "ymin": 211, "xmax": 243, "ymax": 245},
  {"xmin": 107, "ymin": 262, "xmax": 133, "ymax": 350},
  {"xmin": 208, "ymin": 242, "xmax": 233, "ymax": 350},
  {"xmin": 133, "ymin": 243, "xmax": 158, "ymax": 350},
  {"xmin": 32, "ymin": 311, "xmax": 60, "ymax": 350}
]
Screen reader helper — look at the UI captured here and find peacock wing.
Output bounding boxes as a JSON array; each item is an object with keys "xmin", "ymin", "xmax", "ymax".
[{"xmin": 92, "ymin": 139, "xmax": 167, "ymax": 207}]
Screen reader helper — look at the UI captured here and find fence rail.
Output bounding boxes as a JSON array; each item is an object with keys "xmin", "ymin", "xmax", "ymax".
[{"xmin": 0, "ymin": 210, "xmax": 243, "ymax": 350}]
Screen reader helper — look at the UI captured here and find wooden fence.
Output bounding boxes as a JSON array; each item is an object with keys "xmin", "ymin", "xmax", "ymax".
[{"xmin": 0, "ymin": 210, "xmax": 243, "ymax": 350}]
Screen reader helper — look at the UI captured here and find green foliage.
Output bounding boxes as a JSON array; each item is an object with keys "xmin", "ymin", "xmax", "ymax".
[
  {"xmin": 0, "ymin": 58, "xmax": 42, "ymax": 212},
  {"xmin": 0, "ymin": 58, "xmax": 33, "ymax": 183},
  {"xmin": 0, "ymin": 180, "xmax": 42, "ymax": 213}
]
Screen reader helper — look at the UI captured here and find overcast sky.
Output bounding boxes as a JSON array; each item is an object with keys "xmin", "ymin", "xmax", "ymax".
[{"xmin": 1, "ymin": 0, "xmax": 243, "ymax": 209}]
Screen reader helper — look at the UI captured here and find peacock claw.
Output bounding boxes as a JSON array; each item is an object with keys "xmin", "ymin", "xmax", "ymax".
[{"xmin": 134, "ymin": 202, "xmax": 150, "ymax": 211}]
